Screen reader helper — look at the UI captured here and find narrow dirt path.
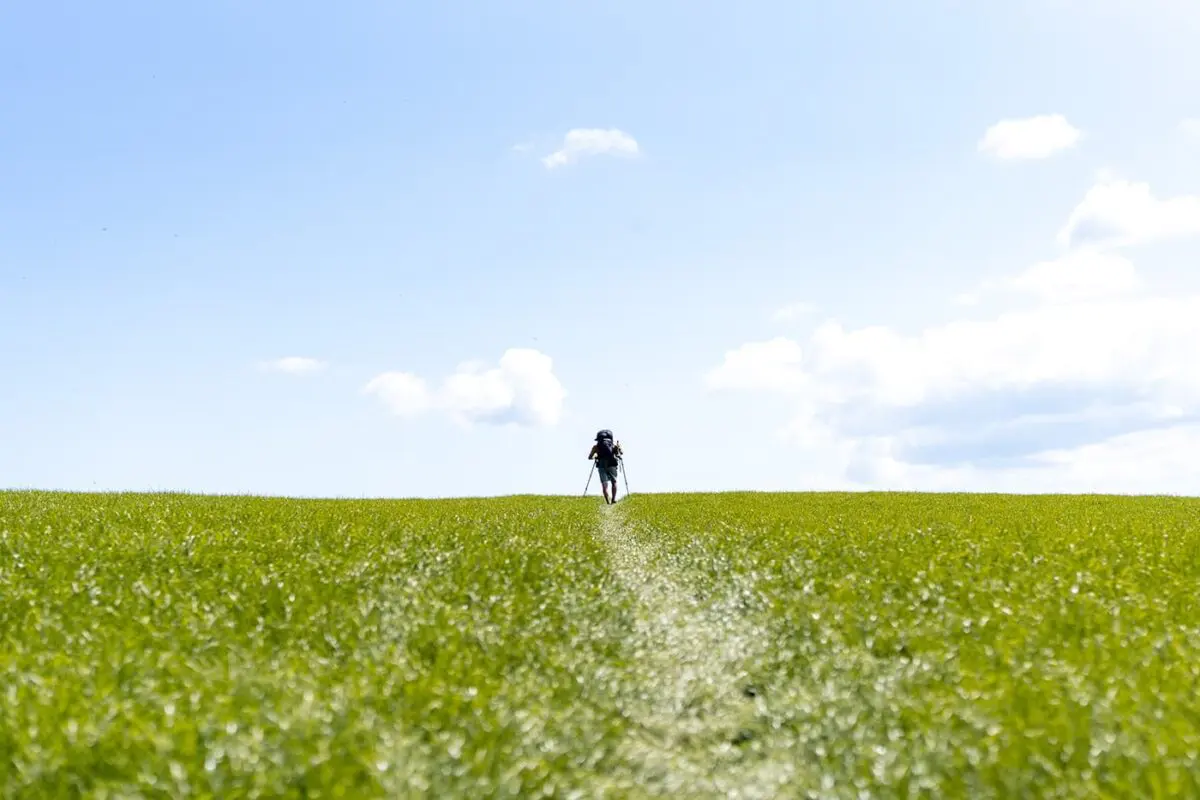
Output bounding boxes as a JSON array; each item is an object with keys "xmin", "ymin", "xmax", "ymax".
[{"xmin": 594, "ymin": 504, "xmax": 795, "ymax": 798}]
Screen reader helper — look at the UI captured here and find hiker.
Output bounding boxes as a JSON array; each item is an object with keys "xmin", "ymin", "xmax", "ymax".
[{"xmin": 588, "ymin": 429, "xmax": 623, "ymax": 504}]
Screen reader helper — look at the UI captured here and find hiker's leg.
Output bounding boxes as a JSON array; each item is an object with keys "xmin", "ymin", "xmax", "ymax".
[
  {"xmin": 602, "ymin": 482, "xmax": 612, "ymax": 503},
  {"xmin": 603, "ymin": 466, "xmax": 618, "ymax": 503}
]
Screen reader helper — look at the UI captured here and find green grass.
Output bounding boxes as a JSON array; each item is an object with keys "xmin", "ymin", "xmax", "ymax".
[
  {"xmin": 620, "ymin": 492, "xmax": 1200, "ymax": 797},
  {"xmin": 0, "ymin": 492, "xmax": 639, "ymax": 797},
  {"xmin": 2, "ymin": 490, "xmax": 1200, "ymax": 797}
]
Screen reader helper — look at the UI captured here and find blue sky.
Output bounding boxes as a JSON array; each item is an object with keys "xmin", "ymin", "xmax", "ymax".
[{"xmin": 4, "ymin": 0, "xmax": 1200, "ymax": 497}]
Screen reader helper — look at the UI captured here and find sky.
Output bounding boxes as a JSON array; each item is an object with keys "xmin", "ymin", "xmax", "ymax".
[{"xmin": 4, "ymin": 0, "xmax": 1200, "ymax": 498}]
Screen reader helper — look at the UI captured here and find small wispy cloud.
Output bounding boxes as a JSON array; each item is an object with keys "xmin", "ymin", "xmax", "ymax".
[
  {"xmin": 541, "ymin": 128, "xmax": 641, "ymax": 169},
  {"xmin": 978, "ymin": 114, "xmax": 1082, "ymax": 160},
  {"xmin": 771, "ymin": 301, "xmax": 817, "ymax": 322},
  {"xmin": 261, "ymin": 356, "xmax": 327, "ymax": 376},
  {"xmin": 1180, "ymin": 119, "xmax": 1200, "ymax": 137}
]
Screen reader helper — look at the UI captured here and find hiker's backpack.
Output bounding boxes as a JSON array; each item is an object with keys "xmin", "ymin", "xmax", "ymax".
[{"xmin": 595, "ymin": 431, "xmax": 618, "ymax": 464}]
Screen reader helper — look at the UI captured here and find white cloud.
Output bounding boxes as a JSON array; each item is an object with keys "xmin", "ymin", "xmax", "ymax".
[
  {"xmin": 261, "ymin": 357, "xmax": 327, "ymax": 376},
  {"xmin": 771, "ymin": 301, "xmax": 817, "ymax": 322},
  {"xmin": 362, "ymin": 372, "xmax": 430, "ymax": 417},
  {"xmin": 706, "ymin": 338, "xmax": 807, "ymax": 393},
  {"xmin": 961, "ymin": 174, "xmax": 1198, "ymax": 306},
  {"xmin": 1057, "ymin": 176, "xmax": 1200, "ymax": 249},
  {"xmin": 1008, "ymin": 250, "xmax": 1142, "ymax": 302},
  {"xmin": 827, "ymin": 424, "xmax": 1200, "ymax": 496},
  {"xmin": 711, "ymin": 290, "xmax": 1200, "ymax": 489},
  {"xmin": 541, "ymin": 128, "xmax": 640, "ymax": 169},
  {"xmin": 1022, "ymin": 424, "xmax": 1200, "ymax": 493},
  {"xmin": 364, "ymin": 348, "xmax": 566, "ymax": 428},
  {"xmin": 1180, "ymin": 119, "xmax": 1200, "ymax": 137},
  {"xmin": 708, "ymin": 177, "xmax": 1200, "ymax": 492},
  {"xmin": 978, "ymin": 114, "xmax": 1082, "ymax": 160},
  {"xmin": 799, "ymin": 295, "xmax": 1200, "ymax": 407}
]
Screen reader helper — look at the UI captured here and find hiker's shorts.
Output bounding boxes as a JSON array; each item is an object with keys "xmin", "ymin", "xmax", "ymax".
[{"xmin": 598, "ymin": 463, "xmax": 620, "ymax": 483}]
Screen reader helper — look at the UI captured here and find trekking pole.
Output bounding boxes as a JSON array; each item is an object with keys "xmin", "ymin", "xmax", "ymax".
[
  {"xmin": 583, "ymin": 461, "xmax": 596, "ymax": 496},
  {"xmin": 619, "ymin": 457, "xmax": 630, "ymax": 497}
]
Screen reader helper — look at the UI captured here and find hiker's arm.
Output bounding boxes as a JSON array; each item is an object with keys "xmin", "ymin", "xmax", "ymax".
[{"xmin": 587, "ymin": 444, "xmax": 597, "ymax": 459}]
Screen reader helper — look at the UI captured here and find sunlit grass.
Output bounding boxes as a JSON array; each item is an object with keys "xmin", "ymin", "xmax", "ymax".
[
  {"xmin": 622, "ymin": 492, "xmax": 1200, "ymax": 797},
  {"xmin": 0, "ymin": 492, "xmax": 635, "ymax": 797},
  {"xmin": 2, "ymin": 490, "xmax": 1199, "ymax": 797}
]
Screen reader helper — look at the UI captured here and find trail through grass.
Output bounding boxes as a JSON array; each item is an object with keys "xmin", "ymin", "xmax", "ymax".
[
  {"xmin": 5, "ymin": 490, "xmax": 1200, "ymax": 797},
  {"xmin": 594, "ymin": 503, "xmax": 790, "ymax": 798}
]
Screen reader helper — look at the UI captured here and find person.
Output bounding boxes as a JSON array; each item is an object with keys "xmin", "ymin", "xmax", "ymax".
[{"xmin": 588, "ymin": 429, "xmax": 623, "ymax": 504}]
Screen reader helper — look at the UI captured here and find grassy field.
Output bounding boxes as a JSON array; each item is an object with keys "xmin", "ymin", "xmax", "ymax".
[{"xmin": 2, "ymin": 490, "xmax": 1199, "ymax": 797}]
